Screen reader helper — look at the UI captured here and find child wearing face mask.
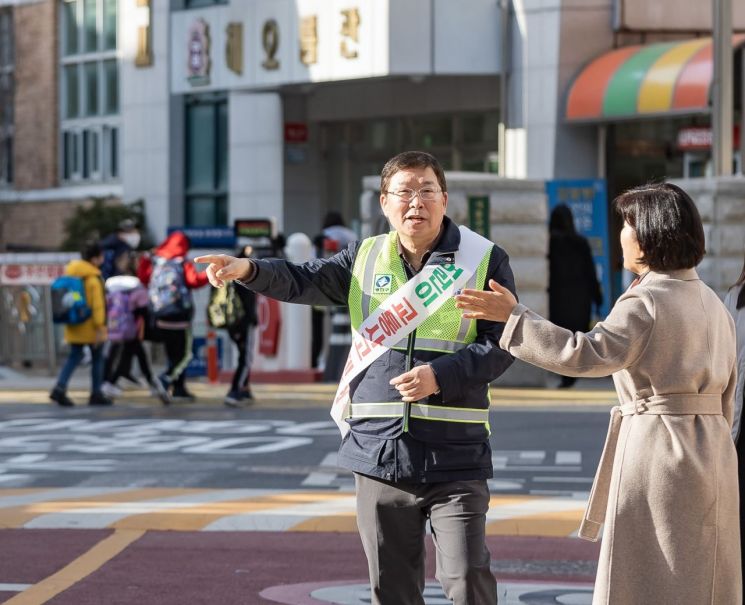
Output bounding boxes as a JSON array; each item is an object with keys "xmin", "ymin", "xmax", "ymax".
[{"xmin": 100, "ymin": 219, "xmax": 141, "ymax": 281}]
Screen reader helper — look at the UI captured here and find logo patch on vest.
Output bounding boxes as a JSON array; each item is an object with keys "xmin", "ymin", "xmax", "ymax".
[{"xmin": 373, "ymin": 274, "xmax": 393, "ymax": 294}]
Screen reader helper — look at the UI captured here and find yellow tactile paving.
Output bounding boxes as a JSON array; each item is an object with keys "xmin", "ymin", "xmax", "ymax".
[
  {"xmin": 0, "ymin": 489, "xmax": 589, "ymax": 537},
  {"xmin": 289, "ymin": 515, "xmax": 359, "ymax": 532},
  {"xmin": 486, "ymin": 509, "xmax": 585, "ymax": 537},
  {"xmin": 103, "ymin": 491, "xmax": 355, "ymax": 531},
  {"xmin": 3, "ymin": 529, "xmax": 145, "ymax": 605},
  {"xmin": 0, "ymin": 382, "xmax": 617, "ymax": 407},
  {"xmin": 0, "ymin": 488, "xmax": 207, "ymax": 529}
]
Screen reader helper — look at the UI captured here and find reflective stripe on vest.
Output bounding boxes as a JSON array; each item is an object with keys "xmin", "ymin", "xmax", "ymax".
[{"xmin": 347, "ymin": 402, "xmax": 489, "ymax": 424}]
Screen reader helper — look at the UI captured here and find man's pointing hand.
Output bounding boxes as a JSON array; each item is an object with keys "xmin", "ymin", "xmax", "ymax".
[{"xmin": 193, "ymin": 254, "xmax": 253, "ymax": 288}]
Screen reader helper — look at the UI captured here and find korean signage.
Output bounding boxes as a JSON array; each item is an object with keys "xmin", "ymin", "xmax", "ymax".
[
  {"xmin": 468, "ymin": 196, "xmax": 491, "ymax": 240},
  {"xmin": 167, "ymin": 226, "xmax": 235, "ymax": 248},
  {"xmin": 187, "ymin": 18, "xmax": 211, "ymax": 86},
  {"xmin": 171, "ymin": 0, "xmax": 501, "ymax": 93},
  {"xmin": 677, "ymin": 126, "xmax": 741, "ymax": 151},
  {"xmin": 0, "ymin": 264, "xmax": 66, "ymax": 286},
  {"xmin": 545, "ymin": 179, "xmax": 611, "ymax": 319}
]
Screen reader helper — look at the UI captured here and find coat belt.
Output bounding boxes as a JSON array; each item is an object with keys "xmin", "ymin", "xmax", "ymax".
[{"xmin": 578, "ymin": 393, "xmax": 723, "ymax": 542}]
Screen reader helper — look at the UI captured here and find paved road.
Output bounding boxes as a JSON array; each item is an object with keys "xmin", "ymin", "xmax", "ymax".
[{"xmin": 0, "ymin": 391, "xmax": 612, "ymax": 604}]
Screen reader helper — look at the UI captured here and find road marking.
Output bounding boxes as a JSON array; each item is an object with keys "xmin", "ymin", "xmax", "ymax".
[
  {"xmin": 0, "ymin": 487, "xmax": 127, "ymax": 509},
  {"xmin": 532, "ymin": 477, "xmax": 594, "ymax": 483},
  {"xmin": 556, "ymin": 451, "xmax": 582, "ymax": 465},
  {"xmin": 0, "ymin": 584, "xmax": 31, "ymax": 592},
  {"xmin": 25, "ymin": 489, "xmax": 278, "ymax": 530},
  {"xmin": 1, "ymin": 488, "xmax": 206, "ymax": 529},
  {"xmin": 2, "ymin": 529, "xmax": 144, "ymax": 605},
  {"xmin": 301, "ymin": 452, "xmax": 339, "ymax": 487},
  {"xmin": 0, "ymin": 489, "xmax": 591, "ymax": 536}
]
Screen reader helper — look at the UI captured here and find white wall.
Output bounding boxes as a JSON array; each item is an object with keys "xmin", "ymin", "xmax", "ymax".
[
  {"xmin": 120, "ymin": 0, "xmax": 172, "ymax": 241},
  {"xmin": 228, "ymin": 92, "xmax": 284, "ymax": 230}
]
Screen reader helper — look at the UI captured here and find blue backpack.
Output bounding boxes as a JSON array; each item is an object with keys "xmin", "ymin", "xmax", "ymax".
[
  {"xmin": 51, "ymin": 276, "xmax": 92, "ymax": 325},
  {"xmin": 148, "ymin": 257, "xmax": 193, "ymax": 320}
]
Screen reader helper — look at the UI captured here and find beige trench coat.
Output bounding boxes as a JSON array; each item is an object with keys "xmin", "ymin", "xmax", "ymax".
[{"xmin": 501, "ymin": 269, "xmax": 741, "ymax": 605}]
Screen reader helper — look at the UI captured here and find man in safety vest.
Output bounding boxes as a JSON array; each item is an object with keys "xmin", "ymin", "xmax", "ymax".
[{"xmin": 196, "ymin": 151, "xmax": 516, "ymax": 604}]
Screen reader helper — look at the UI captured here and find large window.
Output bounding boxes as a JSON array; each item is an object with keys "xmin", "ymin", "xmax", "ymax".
[
  {"xmin": 185, "ymin": 95, "xmax": 228, "ymax": 226},
  {"xmin": 0, "ymin": 9, "xmax": 14, "ymax": 185},
  {"xmin": 60, "ymin": 0, "xmax": 119, "ymax": 184}
]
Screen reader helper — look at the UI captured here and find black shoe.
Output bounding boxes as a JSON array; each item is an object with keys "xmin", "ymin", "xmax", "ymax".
[
  {"xmin": 50, "ymin": 386, "xmax": 74, "ymax": 407},
  {"xmin": 559, "ymin": 376, "xmax": 577, "ymax": 389},
  {"xmin": 171, "ymin": 388, "xmax": 196, "ymax": 402},
  {"xmin": 89, "ymin": 392, "xmax": 113, "ymax": 406}
]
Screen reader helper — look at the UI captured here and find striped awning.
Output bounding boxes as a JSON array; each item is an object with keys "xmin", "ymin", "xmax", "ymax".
[{"xmin": 566, "ymin": 35, "xmax": 745, "ymax": 122}]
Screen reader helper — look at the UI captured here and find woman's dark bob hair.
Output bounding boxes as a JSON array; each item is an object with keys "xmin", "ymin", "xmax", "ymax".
[{"xmin": 614, "ymin": 182, "xmax": 705, "ymax": 271}]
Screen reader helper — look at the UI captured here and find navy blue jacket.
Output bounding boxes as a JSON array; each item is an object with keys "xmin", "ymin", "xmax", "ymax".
[{"xmin": 241, "ymin": 217, "xmax": 516, "ymax": 483}]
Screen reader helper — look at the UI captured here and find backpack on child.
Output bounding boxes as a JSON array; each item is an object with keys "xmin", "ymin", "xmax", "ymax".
[
  {"xmin": 106, "ymin": 276, "xmax": 148, "ymax": 341},
  {"xmin": 207, "ymin": 282, "xmax": 246, "ymax": 330},
  {"xmin": 51, "ymin": 276, "xmax": 92, "ymax": 325},
  {"xmin": 148, "ymin": 257, "xmax": 193, "ymax": 320}
]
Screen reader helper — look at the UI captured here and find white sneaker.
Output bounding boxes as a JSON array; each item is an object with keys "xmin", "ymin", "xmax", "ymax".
[{"xmin": 101, "ymin": 382, "xmax": 122, "ymax": 398}]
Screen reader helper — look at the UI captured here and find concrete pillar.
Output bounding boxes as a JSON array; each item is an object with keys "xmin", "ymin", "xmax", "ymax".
[{"xmin": 228, "ymin": 92, "xmax": 284, "ymax": 230}]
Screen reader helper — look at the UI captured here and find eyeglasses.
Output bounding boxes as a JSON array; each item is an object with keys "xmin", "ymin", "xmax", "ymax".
[{"xmin": 385, "ymin": 187, "xmax": 443, "ymax": 202}]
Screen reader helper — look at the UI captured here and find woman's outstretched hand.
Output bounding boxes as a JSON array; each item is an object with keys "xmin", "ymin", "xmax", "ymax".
[
  {"xmin": 193, "ymin": 254, "xmax": 253, "ymax": 288},
  {"xmin": 454, "ymin": 279, "xmax": 517, "ymax": 322}
]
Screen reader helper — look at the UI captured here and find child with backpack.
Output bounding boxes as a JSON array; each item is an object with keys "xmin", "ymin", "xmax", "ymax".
[
  {"xmin": 102, "ymin": 275, "xmax": 170, "ymax": 405},
  {"xmin": 138, "ymin": 231, "xmax": 209, "ymax": 401},
  {"xmin": 207, "ymin": 245, "xmax": 258, "ymax": 407},
  {"xmin": 49, "ymin": 241, "xmax": 110, "ymax": 407}
]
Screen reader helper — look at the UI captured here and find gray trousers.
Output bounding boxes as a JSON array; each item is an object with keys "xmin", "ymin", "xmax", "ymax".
[{"xmin": 355, "ymin": 473, "xmax": 497, "ymax": 605}]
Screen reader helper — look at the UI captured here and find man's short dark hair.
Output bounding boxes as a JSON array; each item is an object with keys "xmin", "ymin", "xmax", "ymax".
[
  {"xmin": 614, "ymin": 182, "xmax": 705, "ymax": 271},
  {"xmin": 380, "ymin": 151, "xmax": 447, "ymax": 195},
  {"xmin": 81, "ymin": 241, "xmax": 103, "ymax": 261}
]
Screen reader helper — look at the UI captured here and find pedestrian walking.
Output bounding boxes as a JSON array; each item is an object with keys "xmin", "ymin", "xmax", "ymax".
[
  {"xmin": 207, "ymin": 244, "xmax": 258, "ymax": 407},
  {"xmin": 49, "ymin": 241, "xmax": 111, "ymax": 407},
  {"xmin": 455, "ymin": 182, "xmax": 741, "ymax": 605},
  {"xmin": 548, "ymin": 203, "xmax": 603, "ymax": 387},
  {"xmin": 724, "ymin": 255, "xmax": 745, "ymax": 590},
  {"xmin": 100, "ymin": 218, "xmax": 141, "ymax": 281},
  {"xmin": 139, "ymin": 231, "xmax": 209, "ymax": 401},
  {"xmin": 102, "ymin": 274, "xmax": 170, "ymax": 405},
  {"xmin": 312, "ymin": 211, "xmax": 358, "ymax": 381},
  {"xmin": 196, "ymin": 150, "xmax": 516, "ymax": 604}
]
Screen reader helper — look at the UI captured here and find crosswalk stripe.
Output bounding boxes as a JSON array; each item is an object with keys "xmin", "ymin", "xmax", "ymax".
[
  {"xmin": 2, "ymin": 488, "xmax": 205, "ymax": 529},
  {"xmin": 0, "ymin": 489, "xmax": 590, "ymax": 536}
]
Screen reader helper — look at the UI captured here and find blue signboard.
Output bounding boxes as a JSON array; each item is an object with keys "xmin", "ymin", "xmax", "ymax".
[
  {"xmin": 545, "ymin": 179, "xmax": 611, "ymax": 319},
  {"xmin": 167, "ymin": 226, "xmax": 235, "ymax": 249},
  {"xmin": 185, "ymin": 336, "xmax": 224, "ymax": 378}
]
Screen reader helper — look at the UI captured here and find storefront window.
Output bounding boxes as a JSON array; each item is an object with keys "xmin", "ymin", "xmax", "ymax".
[
  {"xmin": 185, "ymin": 95, "xmax": 228, "ymax": 227},
  {"xmin": 319, "ymin": 111, "xmax": 500, "ymax": 226},
  {"xmin": 60, "ymin": 0, "xmax": 119, "ymax": 184}
]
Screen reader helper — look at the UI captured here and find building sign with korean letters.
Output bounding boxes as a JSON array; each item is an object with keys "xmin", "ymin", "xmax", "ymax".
[
  {"xmin": 187, "ymin": 18, "xmax": 211, "ymax": 86},
  {"xmin": 170, "ymin": 0, "xmax": 500, "ymax": 94}
]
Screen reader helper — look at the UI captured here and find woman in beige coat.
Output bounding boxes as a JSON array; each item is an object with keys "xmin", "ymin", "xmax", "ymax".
[{"xmin": 456, "ymin": 183, "xmax": 741, "ymax": 605}]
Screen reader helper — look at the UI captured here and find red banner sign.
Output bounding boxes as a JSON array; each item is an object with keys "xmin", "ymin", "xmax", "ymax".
[
  {"xmin": 257, "ymin": 295, "xmax": 281, "ymax": 356},
  {"xmin": 0, "ymin": 264, "xmax": 66, "ymax": 285}
]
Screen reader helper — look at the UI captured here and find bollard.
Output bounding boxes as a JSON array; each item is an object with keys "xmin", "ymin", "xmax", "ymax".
[{"xmin": 206, "ymin": 329, "xmax": 219, "ymax": 383}]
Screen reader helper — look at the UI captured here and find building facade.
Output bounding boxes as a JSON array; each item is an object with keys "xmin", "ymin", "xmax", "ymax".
[{"xmin": 1, "ymin": 0, "xmax": 744, "ymax": 297}]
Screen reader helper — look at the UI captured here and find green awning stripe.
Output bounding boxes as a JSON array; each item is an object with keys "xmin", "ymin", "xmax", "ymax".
[{"xmin": 602, "ymin": 42, "xmax": 677, "ymax": 117}]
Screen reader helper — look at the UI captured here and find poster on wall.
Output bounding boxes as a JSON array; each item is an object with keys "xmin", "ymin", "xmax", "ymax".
[{"xmin": 545, "ymin": 179, "xmax": 611, "ymax": 320}]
